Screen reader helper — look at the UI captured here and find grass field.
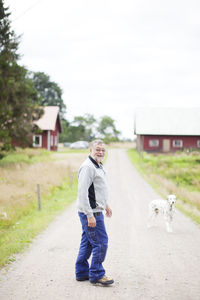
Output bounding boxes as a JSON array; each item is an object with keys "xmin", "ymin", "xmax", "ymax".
[
  {"xmin": 0, "ymin": 148, "xmax": 87, "ymax": 269},
  {"xmin": 0, "ymin": 180, "xmax": 77, "ymax": 268},
  {"xmin": 128, "ymin": 149, "xmax": 200, "ymax": 224},
  {"xmin": 0, "ymin": 148, "xmax": 51, "ymax": 166}
]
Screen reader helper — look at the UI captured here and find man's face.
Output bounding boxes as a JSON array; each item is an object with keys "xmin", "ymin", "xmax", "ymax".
[{"xmin": 90, "ymin": 143, "xmax": 106, "ymax": 163}]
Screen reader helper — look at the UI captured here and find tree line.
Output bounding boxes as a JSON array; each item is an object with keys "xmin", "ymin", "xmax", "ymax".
[
  {"xmin": 60, "ymin": 114, "xmax": 121, "ymax": 144},
  {"xmin": 0, "ymin": 0, "xmax": 121, "ymax": 154}
]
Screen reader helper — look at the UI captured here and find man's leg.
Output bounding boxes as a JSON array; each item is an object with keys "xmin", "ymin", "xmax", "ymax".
[
  {"xmin": 87, "ymin": 214, "xmax": 108, "ymax": 283},
  {"xmin": 75, "ymin": 213, "xmax": 92, "ymax": 280}
]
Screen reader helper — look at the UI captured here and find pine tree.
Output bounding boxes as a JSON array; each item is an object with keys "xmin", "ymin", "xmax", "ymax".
[{"xmin": 0, "ymin": 0, "xmax": 42, "ymax": 152}]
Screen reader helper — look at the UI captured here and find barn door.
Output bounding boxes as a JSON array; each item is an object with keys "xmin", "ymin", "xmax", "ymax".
[{"xmin": 163, "ymin": 139, "xmax": 170, "ymax": 152}]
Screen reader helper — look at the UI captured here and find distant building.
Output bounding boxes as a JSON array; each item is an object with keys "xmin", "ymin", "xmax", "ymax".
[
  {"xmin": 33, "ymin": 106, "xmax": 62, "ymax": 151},
  {"xmin": 134, "ymin": 107, "xmax": 200, "ymax": 153}
]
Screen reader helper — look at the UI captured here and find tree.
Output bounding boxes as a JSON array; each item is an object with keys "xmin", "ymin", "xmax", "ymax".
[
  {"xmin": 97, "ymin": 116, "xmax": 121, "ymax": 143},
  {"xmin": 30, "ymin": 71, "xmax": 66, "ymax": 118},
  {"xmin": 0, "ymin": 0, "xmax": 42, "ymax": 152},
  {"xmin": 59, "ymin": 119, "xmax": 73, "ymax": 143},
  {"xmin": 72, "ymin": 114, "xmax": 96, "ymax": 141},
  {"xmin": 60, "ymin": 114, "xmax": 121, "ymax": 144},
  {"xmin": 59, "ymin": 114, "xmax": 97, "ymax": 143}
]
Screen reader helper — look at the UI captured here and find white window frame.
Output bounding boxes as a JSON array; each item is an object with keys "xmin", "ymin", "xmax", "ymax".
[
  {"xmin": 149, "ymin": 139, "xmax": 159, "ymax": 147},
  {"xmin": 197, "ymin": 140, "xmax": 200, "ymax": 148},
  {"xmin": 33, "ymin": 135, "xmax": 42, "ymax": 147},
  {"xmin": 173, "ymin": 140, "xmax": 183, "ymax": 148}
]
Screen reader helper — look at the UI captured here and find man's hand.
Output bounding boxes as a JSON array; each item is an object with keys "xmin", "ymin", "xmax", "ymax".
[
  {"xmin": 105, "ymin": 205, "xmax": 112, "ymax": 218},
  {"xmin": 87, "ymin": 216, "xmax": 96, "ymax": 227}
]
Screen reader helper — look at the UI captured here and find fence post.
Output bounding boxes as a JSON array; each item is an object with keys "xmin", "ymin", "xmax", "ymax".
[{"xmin": 37, "ymin": 183, "xmax": 42, "ymax": 210}]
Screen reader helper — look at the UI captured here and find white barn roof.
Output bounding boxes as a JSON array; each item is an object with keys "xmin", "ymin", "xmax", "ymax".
[
  {"xmin": 135, "ymin": 107, "xmax": 200, "ymax": 136},
  {"xmin": 34, "ymin": 106, "xmax": 60, "ymax": 131}
]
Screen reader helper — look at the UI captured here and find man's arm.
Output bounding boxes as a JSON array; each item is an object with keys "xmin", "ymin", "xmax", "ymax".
[
  {"xmin": 105, "ymin": 204, "xmax": 112, "ymax": 217},
  {"xmin": 78, "ymin": 165, "xmax": 96, "ymax": 226},
  {"xmin": 88, "ymin": 205, "xmax": 112, "ymax": 227}
]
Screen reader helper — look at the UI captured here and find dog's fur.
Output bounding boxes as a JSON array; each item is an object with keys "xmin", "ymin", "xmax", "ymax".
[{"xmin": 147, "ymin": 194, "xmax": 176, "ymax": 232}]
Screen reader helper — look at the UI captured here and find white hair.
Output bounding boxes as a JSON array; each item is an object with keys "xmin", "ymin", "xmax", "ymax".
[{"xmin": 90, "ymin": 139, "xmax": 105, "ymax": 149}]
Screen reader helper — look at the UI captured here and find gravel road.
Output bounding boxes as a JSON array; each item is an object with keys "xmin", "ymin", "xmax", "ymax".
[{"xmin": 0, "ymin": 148, "xmax": 200, "ymax": 300}]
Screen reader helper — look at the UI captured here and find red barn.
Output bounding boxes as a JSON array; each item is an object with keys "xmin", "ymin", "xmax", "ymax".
[
  {"xmin": 33, "ymin": 106, "xmax": 62, "ymax": 151},
  {"xmin": 134, "ymin": 107, "xmax": 200, "ymax": 153}
]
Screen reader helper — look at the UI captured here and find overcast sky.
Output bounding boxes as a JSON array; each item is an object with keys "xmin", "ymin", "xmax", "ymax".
[{"xmin": 6, "ymin": 0, "xmax": 200, "ymax": 139}]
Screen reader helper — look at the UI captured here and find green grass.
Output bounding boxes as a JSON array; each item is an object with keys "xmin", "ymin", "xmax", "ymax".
[
  {"xmin": 58, "ymin": 148, "xmax": 89, "ymax": 154},
  {"xmin": 129, "ymin": 150, "xmax": 200, "ymax": 192},
  {"xmin": 0, "ymin": 178, "xmax": 78, "ymax": 269},
  {"xmin": 0, "ymin": 148, "xmax": 51, "ymax": 166},
  {"xmin": 127, "ymin": 149, "xmax": 200, "ymax": 225},
  {"xmin": 175, "ymin": 202, "xmax": 200, "ymax": 225}
]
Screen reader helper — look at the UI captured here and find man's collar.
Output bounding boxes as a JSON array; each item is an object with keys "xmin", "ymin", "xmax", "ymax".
[{"xmin": 89, "ymin": 155, "xmax": 103, "ymax": 168}]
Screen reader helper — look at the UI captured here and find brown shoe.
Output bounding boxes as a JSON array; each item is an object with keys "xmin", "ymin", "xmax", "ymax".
[{"xmin": 91, "ymin": 275, "xmax": 114, "ymax": 286}]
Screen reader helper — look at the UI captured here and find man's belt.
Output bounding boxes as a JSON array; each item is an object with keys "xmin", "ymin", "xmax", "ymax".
[{"xmin": 93, "ymin": 212, "xmax": 102, "ymax": 216}]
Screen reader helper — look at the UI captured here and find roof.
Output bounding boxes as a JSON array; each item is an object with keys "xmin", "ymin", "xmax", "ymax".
[
  {"xmin": 34, "ymin": 106, "xmax": 62, "ymax": 132},
  {"xmin": 134, "ymin": 107, "xmax": 200, "ymax": 136}
]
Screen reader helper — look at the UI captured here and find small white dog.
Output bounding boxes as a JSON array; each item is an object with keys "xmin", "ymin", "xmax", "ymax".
[{"xmin": 147, "ymin": 194, "xmax": 176, "ymax": 232}]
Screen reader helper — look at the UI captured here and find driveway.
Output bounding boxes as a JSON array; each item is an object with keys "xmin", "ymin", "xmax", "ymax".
[{"xmin": 0, "ymin": 149, "xmax": 200, "ymax": 300}]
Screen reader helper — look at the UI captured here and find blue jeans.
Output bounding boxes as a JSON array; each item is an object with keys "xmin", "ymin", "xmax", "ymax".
[{"xmin": 75, "ymin": 212, "xmax": 108, "ymax": 282}]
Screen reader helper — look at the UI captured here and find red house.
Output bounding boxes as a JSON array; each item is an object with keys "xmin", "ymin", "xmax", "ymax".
[
  {"xmin": 33, "ymin": 106, "xmax": 62, "ymax": 151},
  {"xmin": 134, "ymin": 107, "xmax": 200, "ymax": 153}
]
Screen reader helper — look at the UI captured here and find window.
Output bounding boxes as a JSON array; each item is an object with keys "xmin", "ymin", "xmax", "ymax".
[
  {"xmin": 54, "ymin": 135, "xmax": 58, "ymax": 146},
  {"xmin": 173, "ymin": 140, "xmax": 183, "ymax": 148},
  {"xmin": 51, "ymin": 135, "xmax": 54, "ymax": 146},
  {"xmin": 197, "ymin": 140, "xmax": 200, "ymax": 148},
  {"xmin": 33, "ymin": 135, "xmax": 42, "ymax": 147},
  {"xmin": 149, "ymin": 139, "xmax": 159, "ymax": 147}
]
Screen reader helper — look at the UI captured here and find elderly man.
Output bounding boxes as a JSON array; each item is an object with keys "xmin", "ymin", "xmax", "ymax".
[{"xmin": 75, "ymin": 140, "xmax": 114, "ymax": 286}]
